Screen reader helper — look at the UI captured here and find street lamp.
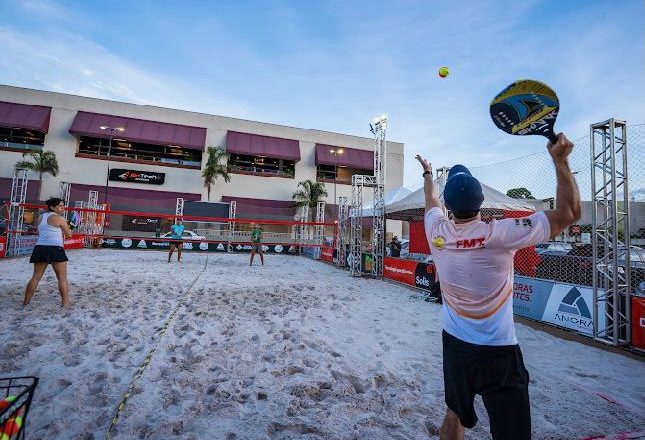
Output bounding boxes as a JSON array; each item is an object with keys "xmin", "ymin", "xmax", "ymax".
[
  {"xmin": 99, "ymin": 125, "xmax": 125, "ymax": 205},
  {"xmin": 329, "ymin": 148, "xmax": 343, "ymax": 219}
]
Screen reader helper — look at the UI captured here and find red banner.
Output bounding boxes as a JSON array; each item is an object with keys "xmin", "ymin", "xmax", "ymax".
[
  {"xmin": 409, "ymin": 220, "xmax": 430, "ymax": 254},
  {"xmin": 384, "ymin": 257, "xmax": 418, "ymax": 286},
  {"xmin": 0, "ymin": 236, "xmax": 6, "ymax": 258},
  {"xmin": 632, "ymin": 297, "xmax": 645, "ymax": 350},
  {"xmin": 64, "ymin": 235, "xmax": 85, "ymax": 250},
  {"xmin": 321, "ymin": 246, "xmax": 334, "ymax": 262}
]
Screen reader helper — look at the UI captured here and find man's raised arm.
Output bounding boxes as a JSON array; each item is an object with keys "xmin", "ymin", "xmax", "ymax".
[
  {"xmin": 543, "ymin": 133, "xmax": 582, "ymax": 239},
  {"xmin": 415, "ymin": 154, "xmax": 442, "ymax": 212}
]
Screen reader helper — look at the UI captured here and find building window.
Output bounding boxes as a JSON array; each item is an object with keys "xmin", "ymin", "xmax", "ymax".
[
  {"xmin": 77, "ymin": 136, "xmax": 202, "ymax": 167},
  {"xmin": 0, "ymin": 127, "xmax": 44, "ymax": 152},
  {"xmin": 316, "ymin": 165, "xmax": 372, "ymax": 184},
  {"xmin": 228, "ymin": 153, "xmax": 295, "ymax": 178}
]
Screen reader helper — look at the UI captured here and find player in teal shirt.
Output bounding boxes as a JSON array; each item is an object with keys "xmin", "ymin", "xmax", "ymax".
[
  {"xmin": 249, "ymin": 223, "xmax": 264, "ymax": 266},
  {"xmin": 168, "ymin": 219, "xmax": 184, "ymax": 263}
]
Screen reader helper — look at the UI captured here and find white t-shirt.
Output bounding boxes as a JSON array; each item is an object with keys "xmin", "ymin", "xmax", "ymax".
[{"xmin": 425, "ymin": 208, "xmax": 550, "ymax": 346}]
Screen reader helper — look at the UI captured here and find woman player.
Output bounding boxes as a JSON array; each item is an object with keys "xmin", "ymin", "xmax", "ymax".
[{"xmin": 23, "ymin": 197, "xmax": 73, "ymax": 308}]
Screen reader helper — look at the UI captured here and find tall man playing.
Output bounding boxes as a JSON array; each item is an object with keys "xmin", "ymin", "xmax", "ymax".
[{"xmin": 416, "ymin": 133, "xmax": 580, "ymax": 440}]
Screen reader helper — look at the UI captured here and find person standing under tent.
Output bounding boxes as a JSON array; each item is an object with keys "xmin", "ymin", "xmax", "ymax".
[
  {"xmin": 389, "ymin": 236, "xmax": 402, "ymax": 258},
  {"xmin": 416, "ymin": 133, "xmax": 580, "ymax": 440},
  {"xmin": 249, "ymin": 223, "xmax": 264, "ymax": 266},
  {"xmin": 23, "ymin": 197, "xmax": 73, "ymax": 308},
  {"xmin": 167, "ymin": 218, "xmax": 184, "ymax": 263}
]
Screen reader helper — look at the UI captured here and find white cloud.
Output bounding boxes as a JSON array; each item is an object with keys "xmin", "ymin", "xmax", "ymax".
[{"xmin": 0, "ymin": 25, "xmax": 251, "ymax": 118}]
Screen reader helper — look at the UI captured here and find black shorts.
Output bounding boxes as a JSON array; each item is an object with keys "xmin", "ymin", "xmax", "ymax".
[
  {"xmin": 442, "ymin": 330, "xmax": 531, "ymax": 439},
  {"xmin": 251, "ymin": 243, "xmax": 262, "ymax": 252},
  {"xmin": 30, "ymin": 245, "xmax": 68, "ymax": 264},
  {"xmin": 170, "ymin": 240, "xmax": 183, "ymax": 247}
]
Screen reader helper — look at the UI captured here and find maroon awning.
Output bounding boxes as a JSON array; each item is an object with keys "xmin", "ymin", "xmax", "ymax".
[
  {"xmin": 221, "ymin": 196, "xmax": 296, "ymax": 219},
  {"xmin": 226, "ymin": 131, "xmax": 301, "ymax": 161},
  {"xmin": 0, "ymin": 101, "xmax": 51, "ymax": 133},
  {"xmin": 69, "ymin": 111, "xmax": 207, "ymax": 151},
  {"xmin": 315, "ymin": 144, "xmax": 373, "ymax": 170}
]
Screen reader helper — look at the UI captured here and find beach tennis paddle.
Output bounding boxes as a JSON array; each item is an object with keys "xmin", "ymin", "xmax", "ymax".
[{"xmin": 490, "ymin": 79, "xmax": 559, "ymax": 143}]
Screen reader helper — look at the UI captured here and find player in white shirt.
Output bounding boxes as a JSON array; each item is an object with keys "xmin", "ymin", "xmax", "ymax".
[{"xmin": 416, "ymin": 133, "xmax": 580, "ymax": 440}]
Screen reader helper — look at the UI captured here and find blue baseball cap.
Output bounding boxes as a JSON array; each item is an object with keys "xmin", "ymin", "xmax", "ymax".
[{"xmin": 444, "ymin": 165, "xmax": 484, "ymax": 213}]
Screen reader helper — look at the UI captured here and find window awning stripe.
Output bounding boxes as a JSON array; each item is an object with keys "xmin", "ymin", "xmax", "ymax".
[
  {"xmin": 69, "ymin": 111, "xmax": 207, "ymax": 151},
  {"xmin": 226, "ymin": 131, "xmax": 301, "ymax": 161}
]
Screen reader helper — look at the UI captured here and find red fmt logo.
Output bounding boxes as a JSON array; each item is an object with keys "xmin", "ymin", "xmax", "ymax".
[{"xmin": 456, "ymin": 238, "xmax": 485, "ymax": 249}]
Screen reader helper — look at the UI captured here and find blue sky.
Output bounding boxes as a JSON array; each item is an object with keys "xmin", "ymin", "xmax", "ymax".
[{"xmin": 1, "ymin": 0, "xmax": 643, "ymax": 188}]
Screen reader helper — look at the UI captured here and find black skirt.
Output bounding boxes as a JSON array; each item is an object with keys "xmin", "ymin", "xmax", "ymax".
[{"xmin": 30, "ymin": 245, "xmax": 68, "ymax": 263}]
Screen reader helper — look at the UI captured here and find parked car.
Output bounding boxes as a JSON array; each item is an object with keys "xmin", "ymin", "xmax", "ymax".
[
  {"xmin": 536, "ymin": 244, "xmax": 645, "ymax": 292},
  {"xmin": 160, "ymin": 230, "xmax": 206, "ymax": 241},
  {"xmin": 535, "ymin": 242, "xmax": 572, "ymax": 256}
]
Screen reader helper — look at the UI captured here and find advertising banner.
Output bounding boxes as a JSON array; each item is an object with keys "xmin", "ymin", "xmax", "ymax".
[
  {"xmin": 321, "ymin": 246, "xmax": 334, "ymax": 262},
  {"xmin": 101, "ymin": 238, "xmax": 299, "ymax": 254},
  {"xmin": 512, "ymin": 276, "xmax": 554, "ymax": 321},
  {"xmin": 541, "ymin": 282, "xmax": 605, "ymax": 336},
  {"xmin": 414, "ymin": 262, "xmax": 436, "ymax": 291},
  {"xmin": 0, "ymin": 236, "xmax": 6, "ymax": 258},
  {"xmin": 64, "ymin": 235, "xmax": 85, "ymax": 250},
  {"xmin": 384, "ymin": 257, "xmax": 418, "ymax": 287},
  {"xmin": 109, "ymin": 169, "xmax": 165, "ymax": 185}
]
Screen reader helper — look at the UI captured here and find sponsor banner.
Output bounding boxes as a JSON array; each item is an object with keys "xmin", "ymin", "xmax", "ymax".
[
  {"xmin": 631, "ymin": 296, "xmax": 645, "ymax": 350},
  {"xmin": 541, "ymin": 282, "xmax": 605, "ymax": 336},
  {"xmin": 123, "ymin": 216, "xmax": 160, "ymax": 232},
  {"xmin": 321, "ymin": 246, "xmax": 334, "ymax": 262},
  {"xmin": 0, "ymin": 236, "xmax": 5, "ymax": 258},
  {"xmin": 101, "ymin": 238, "xmax": 297, "ymax": 254},
  {"xmin": 512, "ymin": 276, "xmax": 554, "ymax": 321},
  {"xmin": 109, "ymin": 168, "xmax": 165, "ymax": 185},
  {"xmin": 384, "ymin": 257, "xmax": 418, "ymax": 286},
  {"xmin": 64, "ymin": 234, "xmax": 85, "ymax": 250},
  {"xmin": 414, "ymin": 262, "xmax": 436, "ymax": 291}
]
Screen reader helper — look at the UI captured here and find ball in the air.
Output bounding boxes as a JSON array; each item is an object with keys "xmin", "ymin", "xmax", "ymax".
[{"xmin": 438, "ymin": 66, "xmax": 450, "ymax": 78}]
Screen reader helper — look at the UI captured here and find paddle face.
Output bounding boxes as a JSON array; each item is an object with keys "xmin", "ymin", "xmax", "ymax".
[{"xmin": 490, "ymin": 79, "xmax": 559, "ymax": 143}]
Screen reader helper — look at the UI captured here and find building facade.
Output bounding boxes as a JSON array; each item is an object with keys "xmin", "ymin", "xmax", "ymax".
[{"xmin": 0, "ymin": 84, "xmax": 404, "ymax": 236}]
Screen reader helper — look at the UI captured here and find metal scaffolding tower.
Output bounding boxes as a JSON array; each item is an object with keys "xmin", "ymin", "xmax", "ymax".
[
  {"xmin": 8, "ymin": 168, "xmax": 29, "ymax": 257},
  {"xmin": 175, "ymin": 197, "xmax": 184, "ymax": 217},
  {"xmin": 590, "ymin": 118, "xmax": 631, "ymax": 346},
  {"xmin": 348, "ymin": 114, "xmax": 388, "ymax": 277},
  {"xmin": 59, "ymin": 181, "xmax": 71, "ymax": 207},
  {"xmin": 315, "ymin": 201, "xmax": 325, "ymax": 258},
  {"xmin": 228, "ymin": 201, "xmax": 236, "ymax": 251},
  {"xmin": 349, "ymin": 174, "xmax": 376, "ymax": 276},
  {"xmin": 370, "ymin": 115, "xmax": 387, "ymax": 277},
  {"xmin": 295, "ymin": 205, "xmax": 310, "ymax": 249},
  {"xmin": 336, "ymin": 196, "xmax": 348, "ymax": 267}
]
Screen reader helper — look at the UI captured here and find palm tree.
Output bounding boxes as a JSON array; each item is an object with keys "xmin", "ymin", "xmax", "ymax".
[
  {"xmin": 292, "ymin": 180, "xmax": 328, "ymax": 220},
  {"xmin": 15, "ymin": 151, "xmax": 59, "ymax": 200},
  {"xmin": 202, "ymin": 146, "xmax": 231, "ymax": 201}
]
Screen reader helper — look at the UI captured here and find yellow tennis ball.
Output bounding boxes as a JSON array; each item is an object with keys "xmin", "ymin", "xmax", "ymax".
[{"xmin": 438, "ymin": 66, "xmax": 450, "ymax": 78}]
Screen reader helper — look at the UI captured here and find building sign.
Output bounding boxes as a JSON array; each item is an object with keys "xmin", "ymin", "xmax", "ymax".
[{"xmin": 109, "ymin": 168, "xmax": 165, "ymax": 185}]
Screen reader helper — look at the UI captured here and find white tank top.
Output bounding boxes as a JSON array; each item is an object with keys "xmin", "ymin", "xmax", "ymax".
[{"xmin": 37, "ymin": 212, "xmax": 64, "ymax": 247}]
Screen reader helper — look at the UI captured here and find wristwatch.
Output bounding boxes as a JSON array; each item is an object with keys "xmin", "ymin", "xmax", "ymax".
[{"xmin": 422, "ymin": 170, "xmax": 431, "ymax": 177}]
